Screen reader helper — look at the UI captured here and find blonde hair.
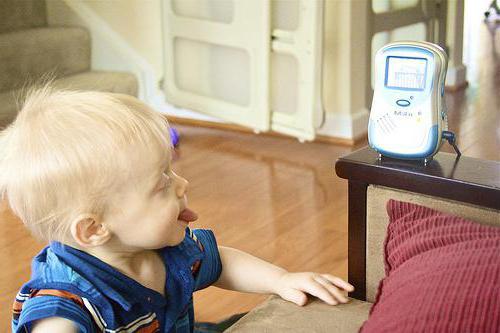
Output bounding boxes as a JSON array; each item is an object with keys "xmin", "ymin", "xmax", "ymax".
[{"xmin": 0, "ymin": 85, "xmax": 171, "ymax": 242}]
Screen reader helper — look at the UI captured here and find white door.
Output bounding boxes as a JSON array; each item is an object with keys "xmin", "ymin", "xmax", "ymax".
[{"xmin": 162, "ymin": 0, "xmax": 271, "ymax": 132}]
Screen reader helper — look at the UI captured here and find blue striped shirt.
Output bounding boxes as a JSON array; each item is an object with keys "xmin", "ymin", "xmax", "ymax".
[{"xmin": 12, "ymin": 228, "xmax": 222, "ymax": 333}]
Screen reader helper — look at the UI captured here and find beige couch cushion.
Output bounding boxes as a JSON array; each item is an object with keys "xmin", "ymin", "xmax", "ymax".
[
  {"xmin": 365, "ymin": 185, "xmax": 500, "ymax": 302},
  {"xmin": 226, "ymin": 295, "xmax": 371, "ymax": 333}
]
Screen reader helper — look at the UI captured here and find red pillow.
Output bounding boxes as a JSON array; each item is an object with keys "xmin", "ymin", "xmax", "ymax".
[{"xmin": 361, "ymin": 200, "xmax": 500, "ymax": 333}]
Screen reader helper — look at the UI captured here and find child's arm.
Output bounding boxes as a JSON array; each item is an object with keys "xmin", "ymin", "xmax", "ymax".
[
  {"xmin": 213, "ymin": 246, "xmax": 354, "ymax": 306},
  {"xmin": 31, "ymin": 317, "xmax": 78, "ymax": 333}
]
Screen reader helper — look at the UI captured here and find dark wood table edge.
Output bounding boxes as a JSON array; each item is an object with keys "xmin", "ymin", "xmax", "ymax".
[{"xmin": 334, "ymin": 147, "xmax": 500, "ymax": 301}]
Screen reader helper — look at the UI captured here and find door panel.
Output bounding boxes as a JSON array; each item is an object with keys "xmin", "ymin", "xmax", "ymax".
[
  {"xmin": 270, "ymin": 0, "xmax": 324, "ymax": 141},
  {"xmin": 163, "ymin": 0, "xmax": 271, "ymax": 131}
]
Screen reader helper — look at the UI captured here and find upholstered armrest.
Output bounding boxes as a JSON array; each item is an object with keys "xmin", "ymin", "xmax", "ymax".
[{"xmin": 226, "ymin": 295, "xmax": 372, "ymax": 333}]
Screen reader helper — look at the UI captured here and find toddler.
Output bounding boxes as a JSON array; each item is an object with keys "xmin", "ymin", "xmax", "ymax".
[{"xmin": 0, "ymin": 86, "xmax": 353, "ymax": 333}]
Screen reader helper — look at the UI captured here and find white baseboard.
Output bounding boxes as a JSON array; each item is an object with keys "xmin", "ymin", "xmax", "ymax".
[
  {"xmin": 446, "ymin": 64, "xmax": 467, "ymax": 88},
  {"xmin": 152, "ymin": 90, "xmax": 369, "ymax": 141},
  {"xmin": 149, "ymin": 91, "xmax": 226, "ymax": 123},
  {"xmin": 155, "ymin": 99, "xmax": 369, "ymax": 141},
  {"xmin": 317, "ymin": 109, "xmax": 369, "ymax": 140}
]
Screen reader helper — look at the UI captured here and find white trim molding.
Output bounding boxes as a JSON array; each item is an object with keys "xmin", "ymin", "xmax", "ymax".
[
  {"xmin": 149, "ymin": 91, "xmax": 226, "ymax": 123},
  {"xmin": 317, "ymin": 109, "xmax": 369, "ymax": 140},
  {"xmin": 446, "ymin": 64, "xmax": 467, "ymax": 88}
]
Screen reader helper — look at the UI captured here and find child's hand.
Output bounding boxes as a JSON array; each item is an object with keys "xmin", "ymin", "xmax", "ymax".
[{"xmin": 274, "ymin": 272, "xmax": 354, "ymax": 306}]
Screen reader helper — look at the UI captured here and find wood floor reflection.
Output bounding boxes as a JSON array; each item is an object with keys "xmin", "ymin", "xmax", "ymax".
[{"xmin": 0, "ymin": 19, "xmax": 499, "ymax": 331}]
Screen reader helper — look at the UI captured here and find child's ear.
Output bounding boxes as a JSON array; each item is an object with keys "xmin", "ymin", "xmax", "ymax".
[{"xmin": 70, "ymin": 215, "xmax": 111, "ymax": 248}]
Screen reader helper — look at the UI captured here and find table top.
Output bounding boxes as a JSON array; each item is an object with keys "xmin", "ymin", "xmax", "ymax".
[{"xmin": 335, "ymin": 146, "xmax": 500, "ymax": 210}]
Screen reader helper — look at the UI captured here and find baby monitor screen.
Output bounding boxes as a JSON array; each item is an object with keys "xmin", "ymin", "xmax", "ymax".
[{"xmin": 385, "ymin": 56, "xmax": 427, "ymax": 91}]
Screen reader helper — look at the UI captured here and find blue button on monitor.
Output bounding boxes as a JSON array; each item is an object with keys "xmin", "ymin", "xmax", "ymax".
[{"xmin": 396, "ymin": 99, "xmax": 411, "ymax": 107}]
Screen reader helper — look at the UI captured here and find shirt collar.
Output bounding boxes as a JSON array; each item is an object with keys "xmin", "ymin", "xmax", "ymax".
[
  {"xmin": 49, "ymin": 242, "xmax": 164, "ymax": 310},
  {"xmin": 48, "ymin": 230, "xmax": 205, "ymax": 312}
]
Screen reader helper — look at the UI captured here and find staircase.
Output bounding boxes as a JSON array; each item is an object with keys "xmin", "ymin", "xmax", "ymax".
[{"xmin": 0, "ymin": 0, "xmax": 138, "ymax": 127}]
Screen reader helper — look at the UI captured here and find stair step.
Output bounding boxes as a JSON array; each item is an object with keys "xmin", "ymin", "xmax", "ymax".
[
  {"xmin": 0, "ymin": 70, "xmax": 138, "ymax": 128},
  {"xmin": 0, "ymin": 0, "xmax": 47, "ymax": 34},
  {"xmin": 54, "ymin": 71, "xmax": 138, "ymax": 97},
  {"xmin": 0, "ymin": 27, "xmax": 91, "ymax": 93}
]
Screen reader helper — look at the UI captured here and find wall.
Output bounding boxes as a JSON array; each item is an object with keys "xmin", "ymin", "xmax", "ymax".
[
  {"xmin": 323, "ymin": 0, "xmax": 346, "ymax": 119},
  {"xmin": 47, "ymin": 0, "xmax": 163, "ymax": 83},
  {"xmin": 81, "ymin": 0, "xmax": 163, "ymax": 80}
]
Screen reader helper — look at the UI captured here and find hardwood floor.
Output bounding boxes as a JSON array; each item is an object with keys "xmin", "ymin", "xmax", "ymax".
[
  {"xmin": 174, "ymin": 128, "xmax": 363, "ymax": 322},
  {"xmin": 0, "ymin": 18, "xmax": 498, "ymax": 331}
]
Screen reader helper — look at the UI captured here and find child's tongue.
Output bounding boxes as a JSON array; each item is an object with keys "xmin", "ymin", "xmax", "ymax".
[{"xmin": 178, "ymin": 208, "xmax": 198, "ymax": 223}]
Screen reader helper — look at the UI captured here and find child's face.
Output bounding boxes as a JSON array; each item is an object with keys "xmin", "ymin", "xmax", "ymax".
[{"xmin": 105, "ymin": 151, "xmax": 197, "ymax": 250}]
